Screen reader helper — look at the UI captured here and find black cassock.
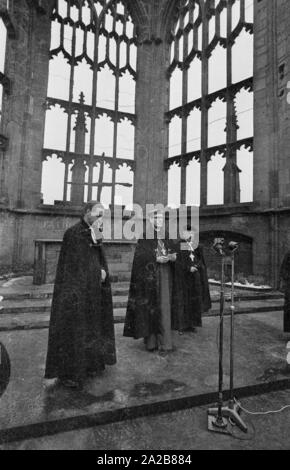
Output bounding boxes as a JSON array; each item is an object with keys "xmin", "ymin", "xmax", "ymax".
[
  {"xmin": 172, "ymin": 242, "xmax": 212, "ymax": 331},
  {"xmin": 45, "ymin": 219, "xmax": 116, "ymax": 382},
  {"xmin": 279, "ymin": 251, "xmax": 290, "ymax": 333},
  {"xmin": 123, "ymin": 234, "xmax": 175, "ymax": 350}
]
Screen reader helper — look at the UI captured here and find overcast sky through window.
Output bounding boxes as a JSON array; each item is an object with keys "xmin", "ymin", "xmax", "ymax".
[{"xmin": 0, "ymin": 1, "xmax": 254, "ymax": 209}]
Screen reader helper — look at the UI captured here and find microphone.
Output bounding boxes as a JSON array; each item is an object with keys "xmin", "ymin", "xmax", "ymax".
[
  {"xmin": 228, "ymin": 241, "xmax": 239, "ymax": 253},
  {"xmin": 213, "ymin": 238, "xmax": 225, "ymax": 256}
]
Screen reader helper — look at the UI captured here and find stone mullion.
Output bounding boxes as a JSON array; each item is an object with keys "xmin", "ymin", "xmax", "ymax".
[
  {"xmin": 70, "ymin": 93, "xmax": 88, "ymax": 205},
  {"xmin": 87, "ymin": 22, "xmax": 100, "ymax": 202},
  {"xmin": 180, "ymin": 22, "xmax": 188, "ymax": 205},
  {"xmin": 240, "ymin": 0, "xmax": 245, "ymax": 22},
  {"xmin": 112, "ymin": 36, "xmax": 121, "ymax": 206},
  {"xmin": 224, "ymin": 2, "xmax": 240, "ymax": 205},
  {"xmin": 63, "ymin": 23, "xmax": 76, "ymax": 203},
  {"xmin": 200, "ymin": 7, "xmax": 209, "ymax": 208}
]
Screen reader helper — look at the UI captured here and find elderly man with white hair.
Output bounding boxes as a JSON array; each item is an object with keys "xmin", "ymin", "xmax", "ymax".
[{"xmin": 45, "ymin": 201, "xmax": 116, "ymax": 390}]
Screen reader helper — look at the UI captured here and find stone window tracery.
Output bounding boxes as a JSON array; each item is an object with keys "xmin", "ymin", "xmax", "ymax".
[
  {"xmin": 41, "ymin": 0, "xmax": 137, "ymax": 207},
  {"xmin": 166, "ymin": 0, "xmax": 254, "ymax": 207}
]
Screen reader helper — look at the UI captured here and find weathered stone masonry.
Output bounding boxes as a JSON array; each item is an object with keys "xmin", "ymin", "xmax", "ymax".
[{"xmin": 0, "ymin": 0, "xmax": 290, "ymax": 286}]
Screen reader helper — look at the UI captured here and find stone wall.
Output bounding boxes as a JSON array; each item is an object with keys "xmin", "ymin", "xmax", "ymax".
[
  {"xmin": 34, "ymin": 238, "xmax": 135, "ymax": 285},
  {"xmin": 200, "ymin": 206, "xmax": 271, "ymax": 284},
  {"xmin": 1, "ymin": 0, "xmax": 290, "ymax": 287},
  {"xmin": 0, "ymin": 204, "xmax": 274, "ymax": 285}
]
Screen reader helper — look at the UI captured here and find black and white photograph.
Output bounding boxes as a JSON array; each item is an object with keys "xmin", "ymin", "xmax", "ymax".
[{"xmin": 0, "ymin": 0, "xmax": 290, "ymax": 452}]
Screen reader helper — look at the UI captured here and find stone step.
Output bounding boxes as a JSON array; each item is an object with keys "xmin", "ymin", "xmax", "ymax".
[
  {"xmin": 109, "ymin": 265, "xmax": 131, "ymax": 275},
  {"xmin": 108, "ymin": 254, "xmax": 134, "ymax": 263},
  {"xmin": 3, "ymin": 290, "xmax": 280, "ymax": 304},
  {"xmin": 0, "ymin": 310, "xmax": 128, "ymax": 331},
  {"xmin": 0, "ymin": 304, "xmax": 283, "ymax": 332},
  {"xmin": 0, "ymin": 283, "xmax": 130, "ymax": 301},
  {"xmin": 0, "ymin": 295, "xmax": 284, "ymax": 318},
  {"xmin": 114, "ymin": 281, "xmax": 130, "ymax": 288},
  {"xmin": 0, "ymin": 296, "xmax": 130, "ymax": 314},
  {"xmin": 0, "ymin": 286, "xmax": 53, "ymax": 301},
  {"xmin": 113, "ymin": 296, "xmax": 128, "ymax": 309},
  {"xmin": 1, "ymin": 299, "xmax": 52, "ymax": 314},
  {"xmin": 106, "ymin": 253, "xmax": 122, "ymax": 261},
  {"xmin": 0, "ymin": 279, "xmax": 282, "ymax": 302},
  {"xmin": 110, "ymin": 271, "xmax": 131, "ymax": 283},
  {"xmin": 114, "ymin": 308, "xmax": 127, "ymax": 323},
  {"xmin": 112, "ymin": 286, "xmax": 130, "ymax": 296}
]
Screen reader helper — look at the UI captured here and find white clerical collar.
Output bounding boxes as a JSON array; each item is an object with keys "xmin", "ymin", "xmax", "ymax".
[
  {"xmin": 89, "ymin": 225, "xmax": 97, "ymax": 244},
  {"xmin": 83, "ymin": 219, "xmax": 98, "ymax": 244},
  {"xmin": 186, "ymin": 240, "xmax": 194, "ymax": 251}
]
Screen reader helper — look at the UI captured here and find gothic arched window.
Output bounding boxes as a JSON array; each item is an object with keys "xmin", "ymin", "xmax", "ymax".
[
  {"xmin": 41, "ymin": 0, "xmax": 137, "ymax": 207},
  {"xmin": 166, "ymin": 0, "xmax": 254, "ymax": 207}
]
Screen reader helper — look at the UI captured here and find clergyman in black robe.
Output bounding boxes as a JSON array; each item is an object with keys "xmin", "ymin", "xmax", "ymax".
[
  {"xmin": 123, "ymin": 210, "xmax": 177, "ymax": 353},
  {"xmin": 45, "ymin": 202, "xmax": 116, "ymax": 389},
  {"xmin": 172, "ymin": 225, "xmax": 212, "ymax": 332},
  {"xmin": 279, "ymin": 251, "xmax": 290, "ymax": 333}
]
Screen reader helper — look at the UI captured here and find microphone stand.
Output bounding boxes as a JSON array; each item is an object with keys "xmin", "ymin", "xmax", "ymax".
[
  {"xmin": 208, "ymin": 247, "xmax": 228, "ymax": 432},
  {"xmin": 227, "ymin": 249, "xmax": 248, "ymax": 432},
  {"xmin": 208, "ymin": 245, "xmax": 248, "ymax": 434}
]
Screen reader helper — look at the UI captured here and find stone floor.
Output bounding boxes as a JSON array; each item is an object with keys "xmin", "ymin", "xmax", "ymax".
[
  {"xmin": 0, "ymin": 311, "xmax": 290, "ymax": 448},
  {"xmin": 1, "ymin": 389, "xmax": 290, "ymax": 450}
]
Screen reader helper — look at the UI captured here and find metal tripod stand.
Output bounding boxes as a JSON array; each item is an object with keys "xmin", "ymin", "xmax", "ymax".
[{"xmin": 208, "ymin": 243, "xmax": 248, "ymax": 434}]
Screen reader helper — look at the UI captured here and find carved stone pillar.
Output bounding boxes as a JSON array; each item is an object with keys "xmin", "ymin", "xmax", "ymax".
[
  {"xmin": 223, "ymin": 97, "xmax": 240, "ymax": 204},
  {"xmin": 70, "ymin": 160, "xmax": 87, "ymax": 205},
  {"xmin": 223, "ymin": 3, "xmax": 241, "ymax": 206},
  {"xmin": 0, "ymin": 0, "xmax": 51, "ymax": 209},
  {"xmin": 133, "ymin": 0, "xmax": 171, "ymax": 208},
  {"xmin": 70, "ymin": 92, "xmax": 87, "ymax": 205},
  {"xmin": 223, "ymin": 157, "xmax": 241, "ymax": 205},
  {"xmin": 134, "ymin": 41, "xmax": 170, "ymax": 207}
]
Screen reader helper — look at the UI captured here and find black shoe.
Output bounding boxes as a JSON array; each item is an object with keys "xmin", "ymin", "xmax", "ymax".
[
  {"xmin": 146, "ymin": 346, "xmax": 158, "ymax": 352},
  {"xmin": 158, "ymin": 346, "xmax": 176, "ymax": 356},
  {"xmin": 87, "ymin": 369, "xmax": 104, "ymax": 378},
  {"xmin": 59, "ymin": 378, "xmax": 83, "ymax": 390}
]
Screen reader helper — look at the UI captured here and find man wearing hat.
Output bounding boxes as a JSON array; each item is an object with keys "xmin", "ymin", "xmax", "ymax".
[
  {"xmin": 172, "ymin": 224, "xmax": 211, "ymax": 333},
  {"xmin": 123, "ymin": 208, "xmax": 177, "ymax": 353}
]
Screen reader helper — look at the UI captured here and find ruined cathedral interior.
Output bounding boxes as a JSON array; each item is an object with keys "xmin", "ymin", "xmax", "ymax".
[{"xmin": 0, "ymin": 0, "xmax": 290, "ymax": 451}]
